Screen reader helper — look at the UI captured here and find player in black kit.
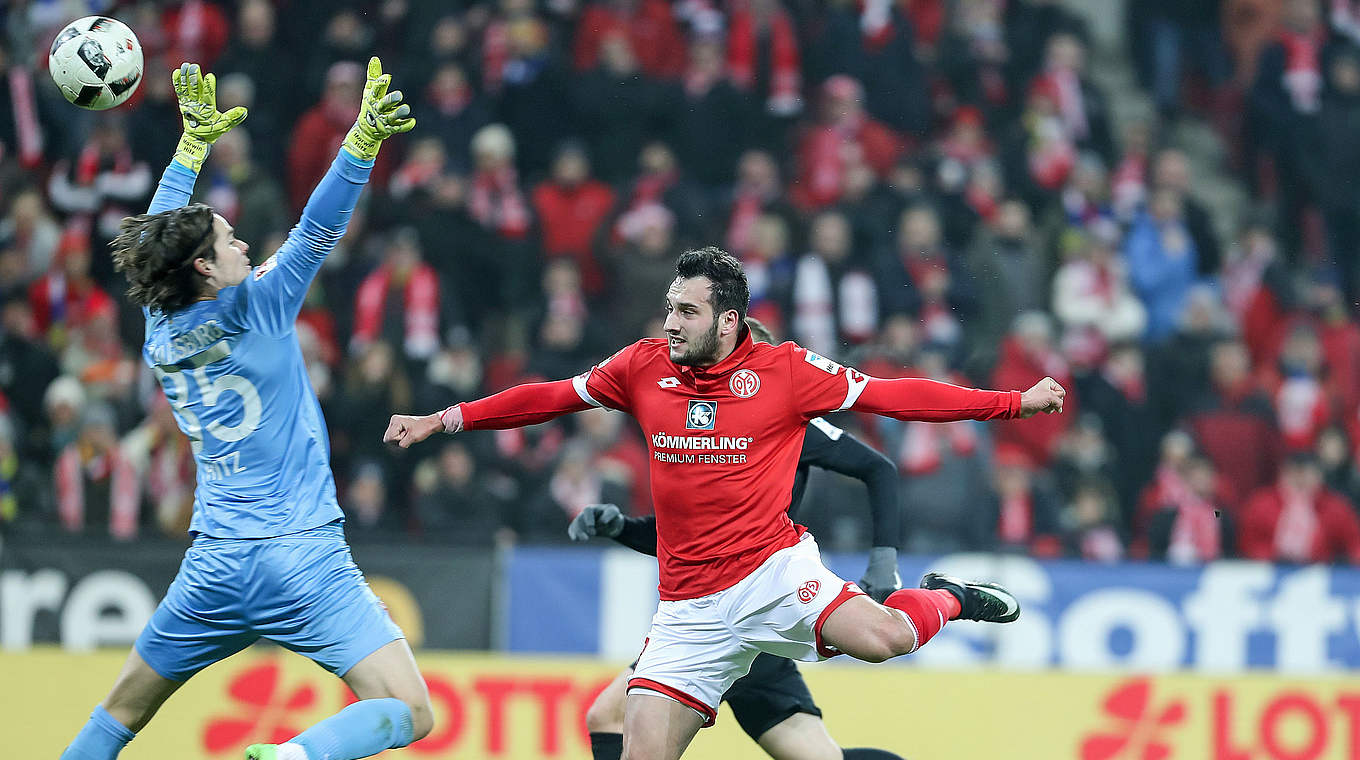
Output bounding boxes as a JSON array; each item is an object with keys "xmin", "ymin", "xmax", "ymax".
[{"xmin": 568, "ymin": 319, "xmax": 908, "ymax": 760}]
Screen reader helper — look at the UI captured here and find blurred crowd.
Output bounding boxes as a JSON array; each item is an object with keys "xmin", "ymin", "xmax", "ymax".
[{"xmin": 3, "ymin": 0, "xmax": 1360, "ymax": 566}]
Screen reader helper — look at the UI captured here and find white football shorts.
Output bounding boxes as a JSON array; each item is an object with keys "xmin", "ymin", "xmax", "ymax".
[{"xmin": 627, "ymin": 532, "xmax": 865, "ymax": 726}]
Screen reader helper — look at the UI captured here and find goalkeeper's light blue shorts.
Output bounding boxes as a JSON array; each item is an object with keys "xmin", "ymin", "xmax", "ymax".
[{"xmin": 135, "ymin": 520, "xmax": 403, "ymax": 682}]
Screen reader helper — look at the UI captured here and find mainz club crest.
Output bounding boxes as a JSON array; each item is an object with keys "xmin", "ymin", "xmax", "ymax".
[{"xmin": 729, "ymin": 369, "xmax": 760, "ymax": 398}]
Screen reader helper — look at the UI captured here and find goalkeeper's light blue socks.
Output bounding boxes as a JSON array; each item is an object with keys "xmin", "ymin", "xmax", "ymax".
[
  {"xmin": 286, "ymin": 697, "xmax": 415, "ymax": 760},
  {"xmin": 60, "ymin": 705, "xmax": 135, "ymax": 760}
]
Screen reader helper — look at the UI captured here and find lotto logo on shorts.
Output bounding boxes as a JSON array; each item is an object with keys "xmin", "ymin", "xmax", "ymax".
[{"xmin": 797, "ymin": 579, "xmax": 821, "ymax": 603}]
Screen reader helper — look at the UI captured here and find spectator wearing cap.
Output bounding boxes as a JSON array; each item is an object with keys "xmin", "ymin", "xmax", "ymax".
[
  {"xmin": 1126, "ymin": 188, "xmax": 1201, "ymax": 343},
  {"xmin": 532, "ymin": 143, "xmax": 616, "ymax": 295},
  {"xmin": 351, "ymin": 230, "xmax": 444, "ymax": 364},
  {"xmin": 990, "ymin": 312, "xmax": 1076, "ymax": 465},
  {"xmin": 793, "ymin": 75, "xmax": 903, "ymax": 210},
  {"xmin": 978, "ymin": 443, "xmax": 1064, "ymax": 557},
  {"xmin": 55, "ymin": 402, "xmax": 138, "ymax": 539},
  {"xmin": 1239, "ymin": 451, "xmax": 1360, "ymax": 563},
  {"xmin": 1184, "ymin": 338, "xmax": 1282, "ymax": 505}
]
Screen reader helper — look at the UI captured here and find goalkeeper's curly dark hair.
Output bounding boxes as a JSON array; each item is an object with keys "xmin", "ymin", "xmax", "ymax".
[{"xmin": 111, "ymin": 203, "xmax": 218, "ymax": 314}]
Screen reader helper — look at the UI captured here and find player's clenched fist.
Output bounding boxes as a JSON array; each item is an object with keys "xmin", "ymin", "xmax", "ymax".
[
  {"xmin": 1018, "ymin": 376, "xmax": 1066, "ymax": 418},
  {"xmin": 383, "ymin": 413, "xmax": 444, "ymax": 448}
]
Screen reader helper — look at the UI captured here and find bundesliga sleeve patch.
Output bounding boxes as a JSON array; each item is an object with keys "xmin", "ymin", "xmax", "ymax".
[
  {"xmin": 252, "ymin": 254, "xmax": 278, "ymax": 280},
  {"xmin": 804, "ymin": 351, "xmax": 842, "ymax": 374}
]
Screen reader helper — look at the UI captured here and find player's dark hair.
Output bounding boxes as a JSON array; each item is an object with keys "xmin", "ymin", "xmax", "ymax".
[
  {"xmin": 675, "ymin": 246, "xmax": 749, "ymax": 323},
  {"xmin": 111, "ymin": 203, "xmax": 217, "ymax": 313},
  {"xmin": 744, "ymin": 316, "xmax": 775, "ymax": 344}
]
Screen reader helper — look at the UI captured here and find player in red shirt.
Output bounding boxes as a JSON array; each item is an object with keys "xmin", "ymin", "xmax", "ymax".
[{"xmin": 386, "ymin": 247, "xmax": 1065, "ymax": 760}]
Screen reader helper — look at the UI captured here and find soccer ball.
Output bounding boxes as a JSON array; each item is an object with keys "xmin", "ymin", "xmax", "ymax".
[{"xmin": 48, "ymin": 16, "xmax": 143, "ymax": 110}]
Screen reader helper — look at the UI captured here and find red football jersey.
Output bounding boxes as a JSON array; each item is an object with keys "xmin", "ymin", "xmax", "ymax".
[{"xmin": 566, "ymin": 332, "xmax": 1021, "ymax": 599}]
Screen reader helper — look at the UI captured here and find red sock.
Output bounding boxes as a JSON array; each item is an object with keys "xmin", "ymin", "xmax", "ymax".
[{"xmin": 882, "ymin": 589, "xmax": 961, "ymax": 652}]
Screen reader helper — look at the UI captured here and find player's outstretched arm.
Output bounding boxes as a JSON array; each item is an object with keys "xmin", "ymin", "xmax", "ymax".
[
  {"xmin": 847, "ymin": 375, "xmax": 1065, "ymax": 422},
  {"xmin": 249, "ymin": 57, "xmax": 414, "ymax": 333},
  {"xmin": 146, "ymin": 62, "xmax": 247, "ymax": 215},
  {"xmin": 384, "ymin": 378, "xmax": 593, "ymax": 449}
]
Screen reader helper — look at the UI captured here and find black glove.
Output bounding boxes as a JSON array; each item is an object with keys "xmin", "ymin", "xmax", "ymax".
[
  {"xmin": 858, "ymin": 546, "xmax": 902, "ymax": 603},
  {"xmin": 567, "ymin": 503, "xmax": 626, "ymax": 542}
]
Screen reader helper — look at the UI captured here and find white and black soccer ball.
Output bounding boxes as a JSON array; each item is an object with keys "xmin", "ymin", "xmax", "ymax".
[{"xmin": 48, "ymin": 16, "xmax": 143, "ymax": 110}]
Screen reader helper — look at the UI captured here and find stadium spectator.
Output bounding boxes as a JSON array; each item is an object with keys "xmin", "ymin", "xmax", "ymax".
[
  {"xmin": 1143, "ymin": 451, "xmax": 1233, "ymax": 564},
  {"xmin": 726, "ymin": 0, "xmax": 804, "ymax": 119},
  {"xmin": 790, "ymin": 210, "xmax": 880, "ymax": 355},
  {"xmin": 966, "ymin": 198, "xmax": 1046, "ymax": 353},
  {"xmin": 1125, "ymin": 188, "xmax": 1201, "ymax": 342},
  {"xmin": 1060, "ymin": 477, "xmax": 1126, "ymax": 561},
  {"xmin": 793, "ymin": 75, "xmax": 903, "ymax": 210},
  {"xmin": 1239, "ymin": 452, "xmax": 1360, "ymax": 563},
  {"xmin": 722, "ymin": 149, "xmax": 798, "ymax": 260},
  {"xmin": 118, "ymin": 395, "xmax": 195, "ymax": 536},
  {"xmin": 532, "ymin": 143, "xmax": 616, "ymax": 295},
  {"xmin": 0, "ymin": 188, "xmax": 60, "ymax": 280},
  {"xmin": 1185, "ymin": 338, "xmax": 1282, "ymax": 505},
  {"xmin": 287, "ymin": 60, "xmax": 364, "ymax": 212},
  {"xmin": 573, "ymin": 0, "xmax": 686, "ymax": 80},
  {"xmin": 351, "ymin": 229, "xmax": 443, "ymax": 363},
  {"xmin": 190, "ymin": 128, "xmax": 288, "ymax": 253},
  {"xmin": 1052, "ymin": 230, "xmax": 1148, "ymax": 353},
  {"xmin": 879, "ymin": 205, "xmax": 973, "ymax": 357},
  {"xmin": 27, "ymin": 224, "xmax": 116, "ymax": 352},
  {"xmin": 415, "ymin": 440, "xmax": 508, "ymax": 541},
  {"xmin": 55, "ymin": 402, "xmax": 137, "ymax": 539},
  {"xmin": 45, "ymin": 119, "xmax": 152, "ymax": 248},
  {"xmin": 990, "ymin": 311, "xmax": 1075, "ymax": 465},
  {"xmin": 419, "ymin": 61, "xmax": 491, "ymax": 173},
  {"xmin": 673, "ymin": 38, "xmax": 752, "ymax": 189},
  {"xmin": 812, "ymin": 0, "xmax": 931, "ymax": 135},
  {"xmin": 979, "ymin": 443, "xmax": 1063, "ymax": 556},
  {"xmin": 606, "ymin": 203, "xmax": 681, "ymax": 345},
  {"xmin": 1078, "ymin": 343, "xmax": 1162, "ymax": 513},
  {"xmin": 740, "ymin": 213, "xmax": 796, "ymax": 333}
]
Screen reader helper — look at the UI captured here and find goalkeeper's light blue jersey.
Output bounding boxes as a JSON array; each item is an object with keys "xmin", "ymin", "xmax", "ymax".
[{"xmin": 140, "ymin": 152, "xmax": 372, "ymax": 538}]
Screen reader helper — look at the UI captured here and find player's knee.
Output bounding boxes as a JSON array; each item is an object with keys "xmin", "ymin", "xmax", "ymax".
[
  {"xmin": 859, "ymin": 619, "xmax": 916, "ymax": 662},
  {"xmin": 405, "ymin": 695, "xmax": 434, "ymax": 742},
  {"xmin": 585, "ymin": 692, "xmax": 625, "ymax": 734}
]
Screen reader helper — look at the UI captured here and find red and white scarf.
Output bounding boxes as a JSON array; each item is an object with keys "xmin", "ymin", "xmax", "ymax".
[
  {"xmin": 470, "ymin": 166, "xmax": 530, "ymax": 239},
  {"xmin": 727, "ymin": 1, "xmax": 801, "ymax": 103},
  {"xmin": 353, "ymin": 263, "xmax": 441, "ymax": 359}
]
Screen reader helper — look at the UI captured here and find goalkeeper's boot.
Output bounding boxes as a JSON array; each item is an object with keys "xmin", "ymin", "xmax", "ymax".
[{"xmin": 920, "ymin": 572, "xmax": 1021, "ymax": 623}]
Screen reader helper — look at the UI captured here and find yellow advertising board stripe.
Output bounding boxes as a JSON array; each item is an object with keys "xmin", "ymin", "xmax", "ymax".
[{"xmin": 13, "ymin": 647, "xmax": 1360, "ymax": 760}]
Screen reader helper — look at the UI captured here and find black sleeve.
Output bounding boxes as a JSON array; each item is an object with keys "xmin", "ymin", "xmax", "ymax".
[
  {"xmin": 797, "ymin": 419, "xmax": 902, "ymax": 548},
  {"xmin": 613, "ymin": 515, "xmax": 658, "ymax": 556}
]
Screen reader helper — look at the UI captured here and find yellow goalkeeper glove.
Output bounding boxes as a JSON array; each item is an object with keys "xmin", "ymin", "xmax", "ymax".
[
  {"xmin": 341, "ymin": 56, "xmax": 415, "ymax": 162},
  {"xmin": 171, "ymin": 62, "xmax": 248, "ymax": 172}
]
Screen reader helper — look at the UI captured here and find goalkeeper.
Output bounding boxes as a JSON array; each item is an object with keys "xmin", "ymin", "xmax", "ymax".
[
  {"xmin": 570, "ymin": 317, "xmax": 907, "ymax": 760},
  {"xmin": 60, "ymin": 60, "xmax": 419, "ymax": 760}
]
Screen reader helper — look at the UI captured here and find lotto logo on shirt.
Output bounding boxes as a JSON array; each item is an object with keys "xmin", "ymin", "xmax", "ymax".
[{"xmin": 686, "ymin": 400, "xmax": 716, "ymax": 430}]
